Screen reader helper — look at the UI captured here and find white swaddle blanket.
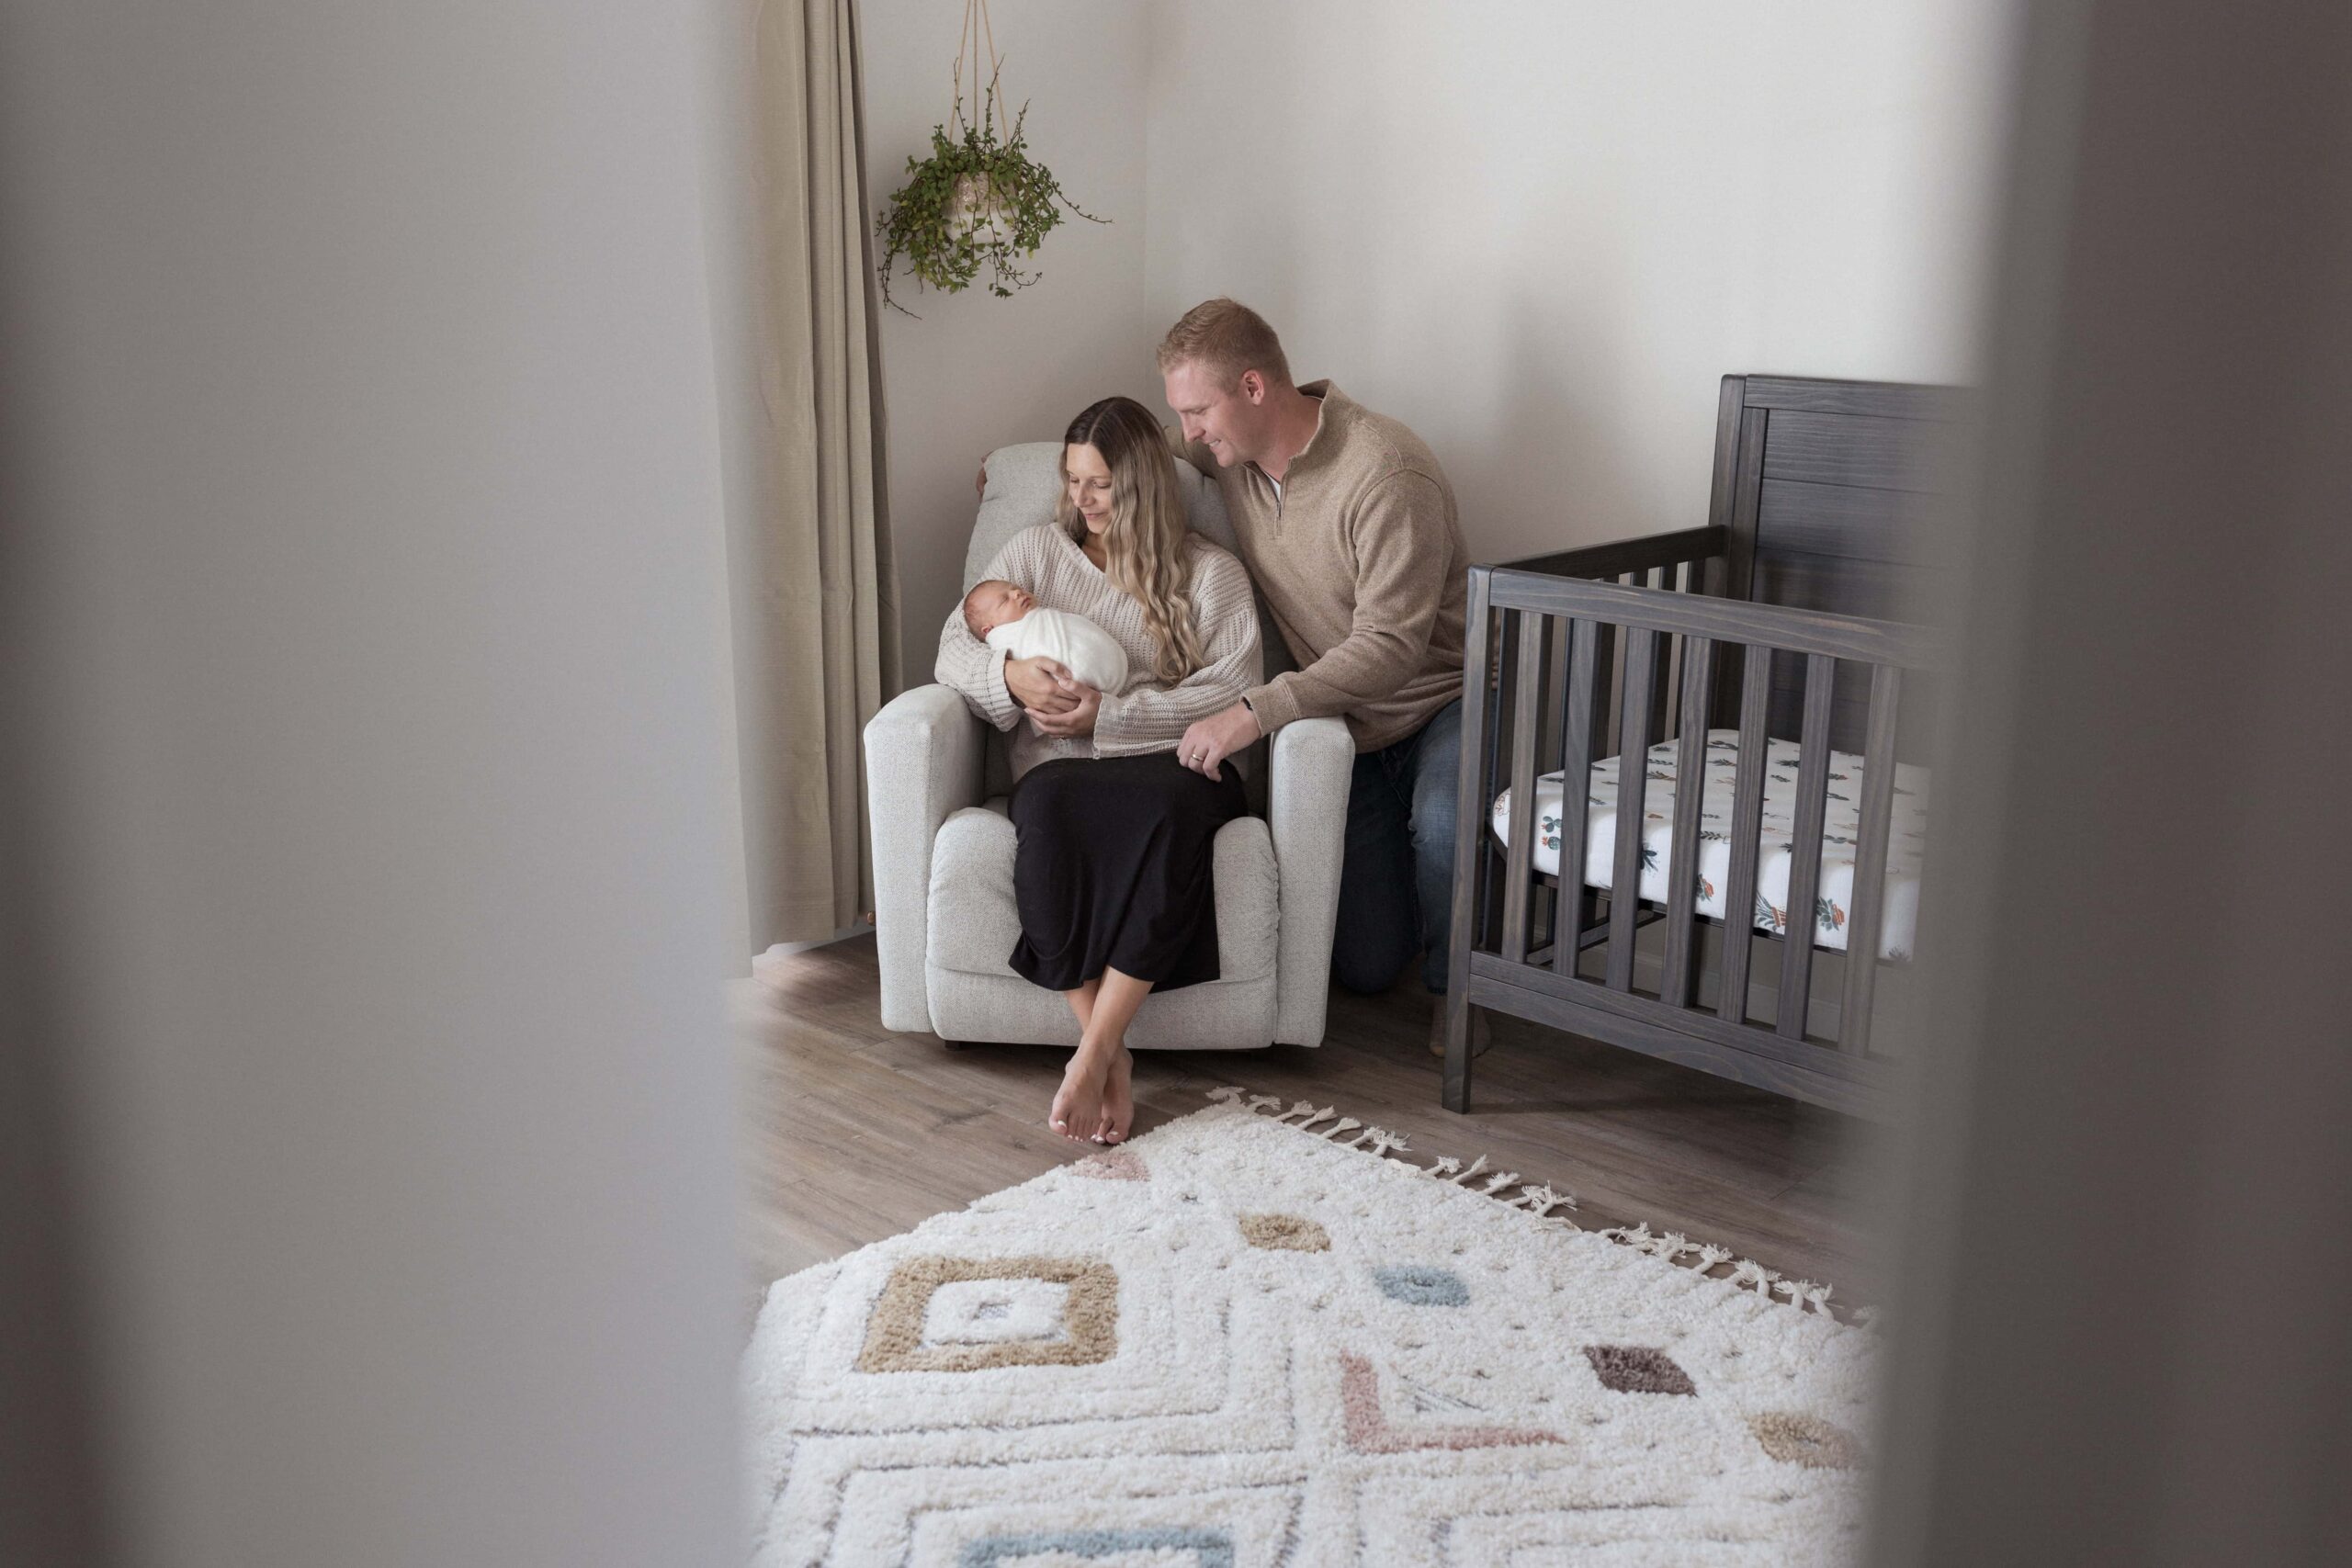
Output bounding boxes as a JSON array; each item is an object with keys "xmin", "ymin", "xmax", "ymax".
[{"xmin": 984, "ymin": 606, "xmax": 1130, "ymax": 694}]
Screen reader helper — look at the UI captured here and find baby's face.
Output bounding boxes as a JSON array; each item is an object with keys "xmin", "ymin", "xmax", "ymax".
[{"xmin": 966, "ymin": 581, "xmax": 1034, "ymax": 637}]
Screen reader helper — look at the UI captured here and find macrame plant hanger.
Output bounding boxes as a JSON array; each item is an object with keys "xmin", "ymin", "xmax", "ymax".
[
  {"xmin": 952, "ymin": 0, "xmax": 1005, "ymax": 141},
  {"xmin": 945, "ymin": 0, "xmax": 1011, "ymax": 241},
  {"xmin": 871, "ymin": 0, "xmax": 1101, "ymax": 310}
]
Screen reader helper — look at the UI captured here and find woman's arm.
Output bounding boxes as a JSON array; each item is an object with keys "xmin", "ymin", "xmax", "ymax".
[
  {"xmin": 933, "ymin": 528, "xmax": 1083, "ymax": 728},
  {"xmin": 1092, "ymin": 548, "xmax": 1263, "ymax": 756},
  {"xmin": 933, "ymin": 592, "xmax": 1023, "ymax": 733}
]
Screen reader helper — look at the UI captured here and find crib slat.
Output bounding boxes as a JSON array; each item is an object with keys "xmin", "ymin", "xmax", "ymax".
[
  {"xmin": 1448, "ymin": 567, "xmax": 1496, "ymax": 965},
  {"xmin": 1647, "ymin": 569, "xmax": 1676, "ymax": 744},
  {"xmin": 1716, "ymin": 647, "xmax": 1773, "ymax": 1021},
  {"xmin": 1476, "ymin": 604, "xmax": 1516, "ymax": 952},
  {"xmin": 1552, "ymin": 618, "xmax": 1600, "ymax": 976},
  {"xmin": 1533, "ymin": 618, "xmax": 1567, "ymax": 959},
  {"xmin": 1498, "ymin": 611, "xmax": 1547, "ymax": 964},
  {"xmin": 1592, "ymin": 618, "xmax": 1620, "ymax": 774},
  {"xmin": 1776, "ymin": 654, "xmax": 1839, "ymax": 1040},
  {"xmin": 1658, "ymin": 638, "xmax": 1716, "ymax": 1007},
  {"xmin": 1605, "ymin": 628, "xmax": 1657, "ymax": 991},
  {"xmin": 1838, "ymin": 665, "xmax": 1904, "ymax": 1055}
]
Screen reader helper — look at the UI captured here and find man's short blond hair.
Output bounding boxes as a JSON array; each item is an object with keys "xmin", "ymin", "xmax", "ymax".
[{"xmin": 1157, "ymin": 298, "xmax": 1292, "ymax": 389}]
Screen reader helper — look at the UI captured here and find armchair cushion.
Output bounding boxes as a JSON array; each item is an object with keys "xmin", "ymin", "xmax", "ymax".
[{"xmin": 928, "ymin": 806, "xmax": 1280, "ymax": 986}]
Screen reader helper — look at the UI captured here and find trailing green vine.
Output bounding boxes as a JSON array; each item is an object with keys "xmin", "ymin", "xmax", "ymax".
[{"xmin": 874, "ymin": 57, "xmax": 1106, "ymax": 316}]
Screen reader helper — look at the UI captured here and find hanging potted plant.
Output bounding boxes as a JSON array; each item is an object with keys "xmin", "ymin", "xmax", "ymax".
[{"xmin": 875, "ymin": 0, "xmax": 1107, "ymax": 317}]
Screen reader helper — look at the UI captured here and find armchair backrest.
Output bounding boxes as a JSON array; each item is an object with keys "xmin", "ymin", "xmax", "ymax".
[{"xmin": 967, "ymin": 441, "xmax": 1243, "ymax": 592}]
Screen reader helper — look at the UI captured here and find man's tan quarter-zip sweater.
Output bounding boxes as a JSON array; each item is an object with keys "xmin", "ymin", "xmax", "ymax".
[{"xmin": 1183, "ymin": 380, "xmax": 1468, "ymax": 752}]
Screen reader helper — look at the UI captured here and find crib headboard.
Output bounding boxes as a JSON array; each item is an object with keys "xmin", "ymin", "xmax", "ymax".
[{"xmin": 1705, "ymin": 375, "xmax": 1973, "ymax": 751}]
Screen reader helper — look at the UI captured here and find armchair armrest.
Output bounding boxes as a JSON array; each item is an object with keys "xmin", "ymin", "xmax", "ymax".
[
  {"xmin": 864, "ymin": 683, "xmax": 986, "ymax": 1032},
  {"xmin": 1266, "ymin": 715, "xmax": 1352, "ymax": 1046}
]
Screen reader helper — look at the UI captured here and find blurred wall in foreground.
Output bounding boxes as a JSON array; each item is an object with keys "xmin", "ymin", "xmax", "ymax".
[
  {"xmin": 1871, "ymin": 1, "xmax": 2352, "ymax": 1561},
  {"xmin": 0, "ymin": 3, "xmax": 747, "ymax": 1563}
]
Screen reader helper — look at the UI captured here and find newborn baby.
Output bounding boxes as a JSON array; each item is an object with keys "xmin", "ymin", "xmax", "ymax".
[{"xmin": 962, "ymin": 579, "xmax": 1130, "ymax": 695}]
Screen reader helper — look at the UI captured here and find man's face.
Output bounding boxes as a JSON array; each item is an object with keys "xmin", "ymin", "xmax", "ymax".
[{"xmin": 1163, "ymin": 359, "xmax": 1263, "ymax": 468}]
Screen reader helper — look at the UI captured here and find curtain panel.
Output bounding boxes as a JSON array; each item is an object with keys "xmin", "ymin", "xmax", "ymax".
[{"xmin": 743, "ymin": 0, "xmax": 900, "ymax": 945}]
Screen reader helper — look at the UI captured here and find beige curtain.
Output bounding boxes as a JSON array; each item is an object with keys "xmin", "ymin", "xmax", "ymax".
[{"xmin": 745, "ymin": 0, "xmax": 900, "ymax": 945}]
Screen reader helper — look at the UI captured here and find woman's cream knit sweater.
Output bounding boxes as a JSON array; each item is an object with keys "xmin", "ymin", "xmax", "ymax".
[{"xmin": 934, "ymin": 524, "xmax": 1261, "ymax": 783}]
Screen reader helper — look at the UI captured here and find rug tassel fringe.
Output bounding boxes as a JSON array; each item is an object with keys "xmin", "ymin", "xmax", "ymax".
[
  {"xmin": 1206, "ymin": 1085, "xmax": 1852, "ymax": 1320},
  {"xmin": 1507, "ymin": 1183, "xmax": 1577, "ymax": 1219}
]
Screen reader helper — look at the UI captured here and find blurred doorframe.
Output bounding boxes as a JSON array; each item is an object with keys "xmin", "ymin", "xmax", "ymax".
[{"xmin": 1871, "ymin": 2, "xmax": 2352, "ymax": 1562}]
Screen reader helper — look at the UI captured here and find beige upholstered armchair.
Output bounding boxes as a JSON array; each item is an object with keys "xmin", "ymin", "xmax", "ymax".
[{"xmin": 863, "ymin": 442, "xmax": 1353, "ymax": 1050}]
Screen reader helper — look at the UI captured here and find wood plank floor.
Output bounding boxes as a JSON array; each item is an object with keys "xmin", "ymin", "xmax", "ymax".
[{"xmin": 736, "ymin": 934, "xmax": 1889, "ymax": 1315}]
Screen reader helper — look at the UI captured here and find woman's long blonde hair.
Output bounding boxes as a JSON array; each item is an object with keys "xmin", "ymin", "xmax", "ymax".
[{"xmin": 1057, "ymin": 396, "xmax": 1206, "ymax": 684}]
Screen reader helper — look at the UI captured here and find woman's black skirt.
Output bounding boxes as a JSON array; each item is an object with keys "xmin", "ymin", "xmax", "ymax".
[{"xmin": 1007, "ymin": 750, "xmax": 1248, "ymax": 993}]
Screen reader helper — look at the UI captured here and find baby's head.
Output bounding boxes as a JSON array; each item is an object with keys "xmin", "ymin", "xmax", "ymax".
[{"xmin": 962, "ymin": 579, "xmax": 1035, "ymax": 638}]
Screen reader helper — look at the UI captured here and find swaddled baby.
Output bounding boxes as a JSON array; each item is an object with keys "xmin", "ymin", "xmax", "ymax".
[{"xmin": 962, "ymin": 579, "xmax": 1129, "ymax": 695}]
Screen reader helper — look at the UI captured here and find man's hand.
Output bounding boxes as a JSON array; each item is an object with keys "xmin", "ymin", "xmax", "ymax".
[
  {"xmin": 1026, "ymin": 682, "xmax": 1102, "ymax": 738},
  {"xmin": 1176, "ymin": 701, "xmax": 1263, "ymax": 781},
  {"xmin": 1004, "ymin": 655, "xmax": 1080, "ymax": 714}
]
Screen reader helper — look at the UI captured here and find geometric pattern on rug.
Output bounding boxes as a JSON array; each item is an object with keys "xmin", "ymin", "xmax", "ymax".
[
  {"xmin": 856, "ymin": 1256, "xmax": 1119, "ymax": 1373},
  {"xmin": 959, "ymin": 1525, "xmax": 1235, "ymax": 1565},
  {"xmin": 1074, "ymin": 1148, "xmax": 1150, "ymax": 1183},
  {"xmin": 1238, "ymin": 1213, "xmax": 1331, "ymax": 1253},
  {"xmin": 1370, "ymin": 1266, "xmax": 1469, "ymax": 1307},
  {"xmin": 1583, "ymin": 1345, "xmax": 1699, "ymax": 1397},
  {"xmin": 744, "ymin": 1093, "xmax": 1876, "ymax": 1564},
  {"xmin": 1747, "ymin": 1411, "xmax": 1864, "ymax": 1471}
]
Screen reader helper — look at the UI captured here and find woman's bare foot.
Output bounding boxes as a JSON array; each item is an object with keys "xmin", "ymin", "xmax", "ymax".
[
  {"xmin": 1050, "ymin": 1045, "xmax": 1114, "ymax": 1143},
  {"xmin": 1092, "ymin": 1046, "xmax": 1135, "ymax": 1144}
]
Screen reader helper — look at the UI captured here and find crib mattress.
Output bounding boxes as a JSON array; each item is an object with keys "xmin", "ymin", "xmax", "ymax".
[{"xmin": 1488, "ymin": 729, "xmax": 1928, "ymax": 959}]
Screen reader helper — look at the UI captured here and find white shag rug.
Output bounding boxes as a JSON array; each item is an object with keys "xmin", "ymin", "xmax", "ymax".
[{"xmin": 742, "ymin": 1089, "xmax": 1876, "ymax": 1566}]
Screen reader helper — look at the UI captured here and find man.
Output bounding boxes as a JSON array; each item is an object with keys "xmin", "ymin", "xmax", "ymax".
[{"xmin": 1159, "ymin": 299, "xmax": 1487, "ymax": 1057}]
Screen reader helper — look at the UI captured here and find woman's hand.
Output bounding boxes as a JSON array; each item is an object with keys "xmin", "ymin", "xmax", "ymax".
[
  {"xmin": 1004, "ymin": 656, "xmax": 1080, "ymax": 715},
  {"xmin": 1026, "ymin": 682, "xmax": 1102, "ymax": 739},
  {"xmin": 1177, "ymin": 701, "xmax": 1263, "ymax": 780}
]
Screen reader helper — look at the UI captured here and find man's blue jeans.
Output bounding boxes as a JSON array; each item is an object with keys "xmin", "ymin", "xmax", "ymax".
[{"xmin": 1330, "ymin": 696, "xmax": 1465, "ymax": 995}]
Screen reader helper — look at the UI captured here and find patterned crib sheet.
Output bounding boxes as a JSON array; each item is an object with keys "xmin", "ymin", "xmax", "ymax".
[{"xmin": 1488, "ymin": 729, "xmax": 1928, "ymax": 959}]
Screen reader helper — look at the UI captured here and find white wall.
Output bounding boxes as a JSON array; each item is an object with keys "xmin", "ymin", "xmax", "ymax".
[
  {"xmin": 1145, "ymin": 0, "xmax": 2010, "ymax": 562},
  {"xmin": 861, "ymin": 1, "xmax": 2010, "ymax": 633},
  {"xmin": 0, "ymin": 3, "xmax": 746, "ymax": 1562},
  {"xmin": 861, "ymin": 0, "xmax": 1160, "ymax": 671}
]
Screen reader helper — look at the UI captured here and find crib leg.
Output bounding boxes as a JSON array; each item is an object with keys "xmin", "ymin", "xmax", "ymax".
[{"xmin": 1442, "ymin": 993, "xmax": 1477, "ymax": 1113}]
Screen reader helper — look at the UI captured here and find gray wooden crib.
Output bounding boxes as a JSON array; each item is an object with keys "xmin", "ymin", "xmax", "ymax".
[{"xmin": 1440, "ymin": 375, "xmax": 1970, "ymax": 1120}]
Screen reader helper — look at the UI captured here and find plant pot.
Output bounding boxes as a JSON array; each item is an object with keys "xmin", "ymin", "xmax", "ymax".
[{"xmin": 946, "ymin": 173, "xmax": 1012, "ymax": 243}]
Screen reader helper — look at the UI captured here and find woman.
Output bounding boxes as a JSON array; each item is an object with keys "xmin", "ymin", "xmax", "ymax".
[{"xmin": 936, "ymin": 396, "xmax": 1261, "ymax": 1146}]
